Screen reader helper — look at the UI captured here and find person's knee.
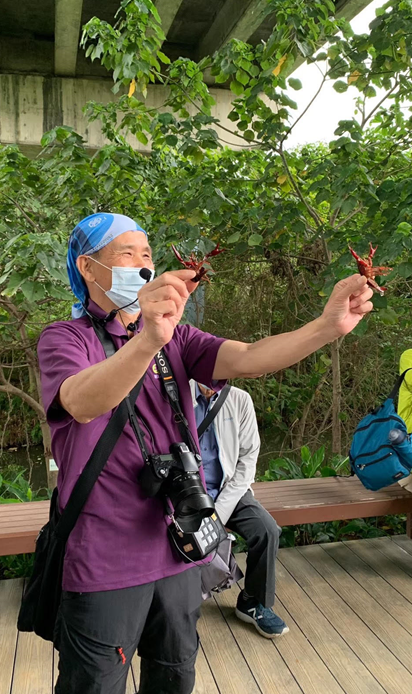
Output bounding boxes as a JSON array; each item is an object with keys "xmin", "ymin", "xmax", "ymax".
[
  {"xmin": 139, "ymin": 646, "xmax": 198, "ymax": 694},
  {"xmin": 263, "ymin": 516, "xmax": 281, "ymax": 548},
  {"xmin": 246, "ymin": 513, "xmax": 280, "ymax": 551}
]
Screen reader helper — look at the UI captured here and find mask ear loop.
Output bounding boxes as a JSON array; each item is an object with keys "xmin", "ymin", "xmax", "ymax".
[{"xmin": 87, "ymin": 255, "xmax": 111, "ymax": 271}]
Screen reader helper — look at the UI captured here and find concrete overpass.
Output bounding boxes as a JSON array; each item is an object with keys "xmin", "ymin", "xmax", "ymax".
[{"xmin": 0, "ymin": 0, "xmax": 372, "ymax": 154}]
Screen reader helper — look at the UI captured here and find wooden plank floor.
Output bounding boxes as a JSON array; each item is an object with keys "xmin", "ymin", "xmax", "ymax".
[{"xmin": 2, "ymin": 538, "xmax": 412, "ymax": 693}]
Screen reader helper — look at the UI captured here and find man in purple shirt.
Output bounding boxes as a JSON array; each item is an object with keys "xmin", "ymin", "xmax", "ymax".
[{"xmin": 38, "ymin": 212, "xmax": 373, "ymax": 694}]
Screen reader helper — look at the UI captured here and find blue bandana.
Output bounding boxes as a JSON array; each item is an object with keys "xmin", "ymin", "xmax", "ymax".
[{"xmin": 67, "ymin": 212, "xmax": 147, "ymax": 318}]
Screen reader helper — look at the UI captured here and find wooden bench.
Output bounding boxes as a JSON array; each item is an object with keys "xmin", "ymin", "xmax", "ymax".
[
  {"xmin": 0, "ymin": 500, "xmax": 49, "ymax": 556},
  {"xmin": 252, "ymin": 476, "xmax": 412, "ymax": 538},
  {"xmin": 1, "ymin": 476, "xmax": 412, "ymax": 556}
]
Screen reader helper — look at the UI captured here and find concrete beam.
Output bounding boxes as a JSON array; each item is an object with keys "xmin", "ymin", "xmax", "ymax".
[
  {"xmin": 0, "ymin": 74, "xmax": 259, "ymax": 154},
  {"xmin": 55, "ymin": 0, "xmax": 84, "ymax": 76},
  {"xmin": 198, "ymin": 0, "xmax": 269, "ymax": 59},
  {"xmin": 155, "ymin": 0, "xmax": 185, "ymax": 39},
  {"xmin": 335, "ymin": 0, "xmax": 373, "ymax": 23}
]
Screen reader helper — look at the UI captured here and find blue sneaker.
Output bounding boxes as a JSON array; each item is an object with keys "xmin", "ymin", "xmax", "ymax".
[{"xmin": 235, "ymin": 592, "xmax": 289, "ymax": 638}]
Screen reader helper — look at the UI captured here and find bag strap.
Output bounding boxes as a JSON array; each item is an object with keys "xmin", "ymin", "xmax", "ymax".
[
  {"xmin": 388, "ymin": 368, "xmax": 412, "ymax": 401},
  {"xmin": 55, "ymin": 321, "xmax": 144, "ymax": 540},
  {"xmin": 197, "ymin": 384, "xmax": 231, "ymax": 439}
]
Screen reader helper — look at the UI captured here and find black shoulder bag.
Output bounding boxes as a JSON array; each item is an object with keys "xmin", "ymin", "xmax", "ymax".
[{"xmin": 17, "ymin": 326, "xmax": 144, "ymax": 642}]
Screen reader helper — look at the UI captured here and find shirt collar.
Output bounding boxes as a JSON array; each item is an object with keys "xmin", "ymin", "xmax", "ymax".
[
  {"xmin": 195, "ymin": 382, "xmax": 218, "ymax": 405},
  {"xmin": 85, "ymin": 299, "xmax": 142, "ymax": 338}
]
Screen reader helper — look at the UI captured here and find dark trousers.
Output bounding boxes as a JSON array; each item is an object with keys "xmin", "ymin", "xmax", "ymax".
[
  {"xmin": 54, "ymin": 566, "xmax": 201, "ymax": 694},
  {"xmin": 226, "ymin": 490, "xmax": 281, "ymax": 608}
]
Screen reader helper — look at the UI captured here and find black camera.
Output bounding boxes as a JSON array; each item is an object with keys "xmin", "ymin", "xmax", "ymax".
[{"xmin": 139, "ymin": 442, "xmax": 215, "ymax": 533}]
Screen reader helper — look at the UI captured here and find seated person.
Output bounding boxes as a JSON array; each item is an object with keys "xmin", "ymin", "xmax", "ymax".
[{"xmin": 192, "ymin": 381, "xmax": 289, "ymax": 638}]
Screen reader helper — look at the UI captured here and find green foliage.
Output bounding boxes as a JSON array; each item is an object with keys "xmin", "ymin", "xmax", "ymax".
[
  {"xmin": 0, "ymin": 468, "xmax": 48, "ymax": 503},
  {"xmin": 81, "ymin": 0, "xmax": 167, "ymax": 98},
  {"xmin": 258, "ymin": 446, "xmax": 349, "ymax": 481},
  {"xmin": 0, "ymin": 553, "xmax": 34, "ymax": 580},
  {"xmin": 278, "ymin": 514, "xmax": 406, "ymax": 548}
]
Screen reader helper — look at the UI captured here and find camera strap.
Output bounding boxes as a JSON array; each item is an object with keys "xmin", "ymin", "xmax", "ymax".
[
  {"xmin": 154, "ymin": 350, "xmax": 199, "ymax": 456},
  {"xmin": 89, "ymin": 317, "xmax": 196, "ymax": 462}
]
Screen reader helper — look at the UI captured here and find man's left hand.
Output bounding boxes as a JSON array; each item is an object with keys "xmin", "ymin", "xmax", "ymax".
[{"xmin": 321, "ymin": 274, "xmax": 374, "ymax": 340}]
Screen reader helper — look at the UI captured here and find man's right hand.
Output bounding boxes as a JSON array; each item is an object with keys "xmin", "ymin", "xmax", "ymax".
[{"xmin": 138, "ymin": 270, "xmax": 197, "ymax": 351}]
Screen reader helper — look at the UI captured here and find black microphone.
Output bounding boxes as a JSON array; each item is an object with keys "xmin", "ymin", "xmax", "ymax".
[
  {"xmin": 139, "ymin": 267, "xmax": 152, "ymax": 282},
  {"xmin": 103, "ymin": 309, "xmax": 118, "ymax": 324}
]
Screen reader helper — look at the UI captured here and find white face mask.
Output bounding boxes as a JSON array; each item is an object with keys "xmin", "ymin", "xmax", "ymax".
[{"xmin": 90, "ymin": 257, "xmax": 155, "ymax": 314}]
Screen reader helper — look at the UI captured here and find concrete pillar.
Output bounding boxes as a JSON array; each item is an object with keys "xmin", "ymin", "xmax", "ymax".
[{"xmin": 55, "ymin": 0, "xmax": 84, "ymax": 76}]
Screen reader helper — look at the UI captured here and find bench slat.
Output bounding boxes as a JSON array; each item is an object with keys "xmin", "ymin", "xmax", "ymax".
[{"xmin": 252, "ymin": 477, "xmax": 412, "ymax": 526}]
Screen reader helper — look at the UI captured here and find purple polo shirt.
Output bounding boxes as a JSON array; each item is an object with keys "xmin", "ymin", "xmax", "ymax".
[{"xmin": 37, "ymin": 300, "xmax": 226, "ymax": 592}]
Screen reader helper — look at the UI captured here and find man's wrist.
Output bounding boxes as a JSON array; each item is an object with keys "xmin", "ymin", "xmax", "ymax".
[
  {"xmin": 313, "ymin": 315, "xmax": 340, "ymax": 344},
  {"xmin": 134, "ymin": 329, "xmax": 164, "ymax": 358}
]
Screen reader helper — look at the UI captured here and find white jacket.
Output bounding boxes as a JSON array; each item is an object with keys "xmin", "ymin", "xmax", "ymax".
[{"xmin": 191, "ymin": 382, "xmax": 260, "ymax": 525}]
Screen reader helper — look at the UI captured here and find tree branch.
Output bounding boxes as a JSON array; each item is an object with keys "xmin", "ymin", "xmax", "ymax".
[
  {"xmin": 281, "ymin": 73, "xmax": 327, "ymax": 145},
  {"xmin": 361, "ymin": 80, "xmax": 399, "ymax": 128},
  {"xmin": 2, "ymin": 194, "xmax": 41, "ymax": 231},
  {"xmin": 277, "ymin": 148, "xmax": 323, "ymax": 229},
  {"xmin": 0, "ymin": 383, "xmax": 45, "ymax": 419},
  {"xmin": 334, "ymin": 205, "xmax": 363, "ymax": 229},
  {"xmin": 0, "ymin": 364, "xmax": 45, "ymax": 420}
]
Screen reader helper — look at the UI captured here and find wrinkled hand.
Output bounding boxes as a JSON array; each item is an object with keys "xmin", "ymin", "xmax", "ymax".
[
  {"xmin": 321, "ymin": 274, "xmax": 374, "ymax": 339},
  {"xmin": 138, "ymin": 270, "xmax": 197, "ymax": 350}
]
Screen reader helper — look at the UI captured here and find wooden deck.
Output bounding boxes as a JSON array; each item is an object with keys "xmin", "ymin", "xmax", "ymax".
[{"xmin": 3, "ymin": 537, "xmax": 412, "ymax": 693}]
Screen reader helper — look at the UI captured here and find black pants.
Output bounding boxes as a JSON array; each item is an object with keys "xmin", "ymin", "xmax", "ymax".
[
  {"xmin": 226, "ymin": 490, "xmax": 281, "ymax": 608},
  {"xmin": 54, "ymin": 566, "xmax": 201, "ymax": 694}
]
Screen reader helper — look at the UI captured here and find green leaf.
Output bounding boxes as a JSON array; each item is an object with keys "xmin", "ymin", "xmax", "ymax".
[
  {"xmin": 165, "ymin": 134, "xmax": 178, "ymax": 146},
  {"xmin": 136, "ymin": 131, "xmax": 148, "ymax": 146},
  {"xmin": 372, "ymin": 293, "xmax": 387, "ymax": 309},
  {"xmin": 248, "ymin": 233, "xmax": 263, "ymax": 246},
  {"xmin": 47, "ymin": 284, "xmax": 73, "ymax": 301},
  {"xmin": 352, "ymin": 318, "xmax": 369, "ymax": 337},
  {"xmin": 333, "ymin": 80, "xmax": 349, "ymax": 93},
  {"xmin": 227, "ymin": 110, "xmax": 240, "ymax": 122},
  {"xmin": 396, "ymin": 222, "xmax": 412, "ymax": 235},
  {"xmin": 397, "ymin": 262, "xmax": 412, "ymax": 279},
  {"xmin": 288, "ymin": 78, "xmax": 302, "ymax": 90},
  {"xmin": 337, "ymin": 520, "xmax": 366, "ymax": 536},
  {"xmin": 378, "ymin": 307, "xmax": 398, "ymax": 325},
  {"xmin": 236, "ymin": 70, "xmax": 249, "ymax": 86},
  {"xmin": 321, "ymin": 467, "xmax": 337, "ymax": 477},
  {"xmin": 230, "ymin": 80, "xmax": 244, "ymax": 96},
  {"xmin": 3, "ymin": 272, "xmax": 26, "ymax": 297},
  {"xmin": 20, "ymin": 280, "xmax": 46, "ymax": 303},
  {"xmin": 311, "ymin": 445, "xmax": 325, "ymax": 468},
  {"xmin": 243, "ymin": 129, "xmax": 255, "ymax": 141},
  {"xmin": 215, "ymin": 73, "xmax": 228, "ymax": 84},
  {"xmin": 227, "ymin": 232, "xmax": 241, "ymax": 244},
  {"xmin": 157, "ymin": 51, "xmax": 170, "ymax": 65},
  {"xmin": 191, "ymin": 148, "xmax": 204, "ymax": 164},
  {"xmin": 301, "ymin": 446, "xmax": 311, "ymax": 463}
]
